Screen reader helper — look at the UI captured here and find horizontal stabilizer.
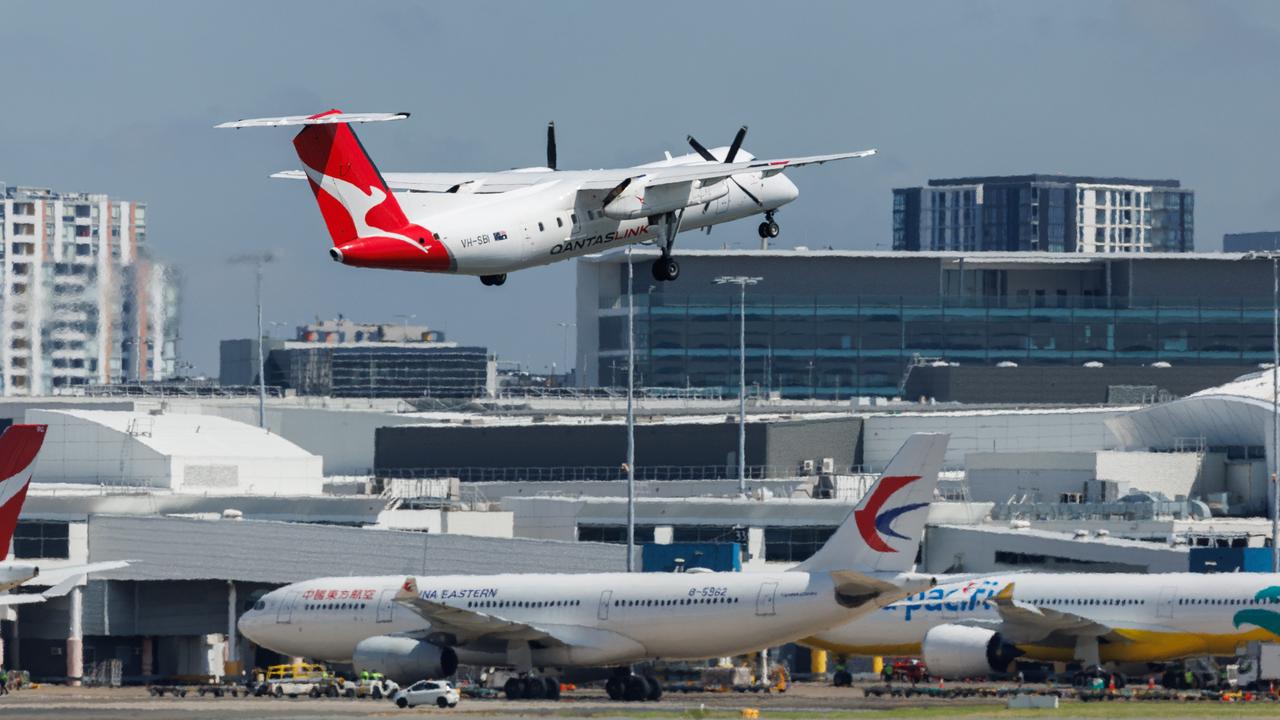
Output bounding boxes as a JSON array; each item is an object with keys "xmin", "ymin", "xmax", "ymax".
[{"xmin": 216, "ymin": 111, "xmax": 409, "ymax": 129}]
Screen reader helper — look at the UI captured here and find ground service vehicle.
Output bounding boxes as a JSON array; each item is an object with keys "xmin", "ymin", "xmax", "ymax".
[
  {"xmin": 256, "ymin": 663, "xmax": 326, "ymax": 698},
  {"xmin": 392, "ymin": 680, "xmax": 460, "ymax": 709}
]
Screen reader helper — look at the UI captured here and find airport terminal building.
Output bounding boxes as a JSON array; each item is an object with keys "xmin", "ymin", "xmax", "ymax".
[{"xmin": 577, "ymin": 249, "xmax": 1274, "ymax": 399}]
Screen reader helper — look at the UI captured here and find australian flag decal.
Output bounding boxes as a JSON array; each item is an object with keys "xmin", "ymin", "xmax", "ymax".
[{"xmin": 494, "ymin": 230, "xmax": 508, "ymax": 241}]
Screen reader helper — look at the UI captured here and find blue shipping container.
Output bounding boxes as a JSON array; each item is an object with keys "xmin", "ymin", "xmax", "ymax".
[
  {"xmin": 641, "ymin": 543, "xmax": 741, "ymax": 573},
  {"xmin": 1189, "ymin": 547, "xmax": 1273, "ymax": 573}
]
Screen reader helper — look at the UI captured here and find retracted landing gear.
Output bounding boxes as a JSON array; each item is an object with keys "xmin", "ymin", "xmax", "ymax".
[
  {"xmin": 650, "ymin": 209, "xmax": 684, "ymax": 283},
  {"xmin": 757, "ymin": 210, "xmax": 780, "ymax": 240},
  {"xmin": 480, "ymin": 273, "xmax": 507, "ymax": 287},
  {"xmin": 605, "ymin": 667, "xmax": 662, "ymax": 702}
]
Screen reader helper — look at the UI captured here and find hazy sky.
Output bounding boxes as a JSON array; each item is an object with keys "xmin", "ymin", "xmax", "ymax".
[{"xmin": 3, "ymin": 1, "xmax": 1279, "ymax": 376}]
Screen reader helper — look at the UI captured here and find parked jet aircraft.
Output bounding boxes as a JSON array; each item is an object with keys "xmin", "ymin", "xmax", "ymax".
[
  {"xmin": 0, "ymin": 424, "xmax": 128, "ymax": 606},
  {"xmin": 237, "ymin": 433, "xmax": 947, "ymax": 701},
  {"xmin": 217, "ymin": 110, "xmax": 875, "ymax": 286},
  {"xmin": 804, "ymin": 572, "xmax": 1280, "ymax": 678}
]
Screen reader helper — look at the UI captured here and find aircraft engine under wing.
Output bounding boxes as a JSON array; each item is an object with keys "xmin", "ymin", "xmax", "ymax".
[{"xmin": 601, "ymin": 177, "xmax": 729, "ymax": 220}]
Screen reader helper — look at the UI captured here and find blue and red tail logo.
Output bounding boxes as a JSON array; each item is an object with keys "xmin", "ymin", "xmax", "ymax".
[{"xmin": 854, "ymin": 475, "xmax": 928, "ymax": 553}]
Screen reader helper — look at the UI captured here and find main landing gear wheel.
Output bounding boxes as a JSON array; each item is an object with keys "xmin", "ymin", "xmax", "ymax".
[
  {"xmin": 504, "ymin": 677, "xmax": 524, "ymax": 700},
  {"xmin": 544, "ymin": 677, "xmax": 561, "ymax": 700},
  {"xmin": 643, "ymin": 675, "xmax": 663, "ymax": 701},
  {"xmin": 480, "ymin": 273, "xmax": 507, "ymax": 286},
  {"xmin": 605, "ymin": 676, "xmax": 625, "ymax": 701},
  {"xmin": 651, "ymin": 257, "xmax": 680, "ymax": 282},
  {"xmin": 623, "ymin": 674, "xmax": 648, "ymax": 702},
  {"xmin": 522, "ymin": 676, "xmax": 546, "ymax": 699}
]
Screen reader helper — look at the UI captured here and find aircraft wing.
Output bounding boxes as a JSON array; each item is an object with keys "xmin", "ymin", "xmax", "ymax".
[
  {"xmin": 0, "ymin": 593, "xmax": 49, "ymax": 606},
  {"xmin": 579, "ymin": 149, "xmax": 877, "ymax": 191},
  {"xmin": 393, "ymin": 577, "xmax": 569, "ymax": 646},
  {"xmin": 984, "ymin": 583, "xmax": 1127, "ymax": 645},
  {"xmin": 0, "ymin": 569, "xmax": 109, "ymax": 607},
  {"xmin": 25, "ymin": 561, "xmax": 130, "ymax": 589}
]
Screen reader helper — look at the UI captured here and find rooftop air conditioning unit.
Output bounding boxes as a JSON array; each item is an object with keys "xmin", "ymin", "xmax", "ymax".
[
  {"xmin": 820, "ymin": 457, "xmax": 835, "ymax": 474},
  {"xmin": 801, "ymin": 459, "xmax": 816, "ymax": 476}
]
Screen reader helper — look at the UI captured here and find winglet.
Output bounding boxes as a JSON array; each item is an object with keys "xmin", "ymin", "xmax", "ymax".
[
  {"xmin": 993, "ymin": 582, "xmax": 1017, "ymax": 606},
  {"xmin": 397, "ymin": 576, "xmax": 419, "ymax": 601}
]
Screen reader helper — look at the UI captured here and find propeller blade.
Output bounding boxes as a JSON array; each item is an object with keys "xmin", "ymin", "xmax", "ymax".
[
  {"xmin": 601, "ymin": 177, "xmax": 633, "ymax": 209},
  {"xmin": 687, "ymin": 135, "xmax": 716, "ymax": 162},
  {"xmin": 732, "ymin": 177, "xmax": 763, "ymax": 207},
  {"xmin": 725, "ymin": 125, "xmax": 748, "ymax": 163},
  {"xmin": 547, "ymin": 122, "xmax": 557, "ymax": 170}
]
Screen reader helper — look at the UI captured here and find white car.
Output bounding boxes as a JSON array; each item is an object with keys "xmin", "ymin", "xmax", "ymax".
[{"xmin": 392, "ymin": 680, "xmax": 460, "ymax": 709}]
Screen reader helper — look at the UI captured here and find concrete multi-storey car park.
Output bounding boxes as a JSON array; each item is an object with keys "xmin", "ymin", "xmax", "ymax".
[
  {"xmin": 0, "ymin": 184, "xmax": 179, "ymax": 395},
  {"xmin": 577, "ymin": 249, "xmax": 1277, "ymax": 399}
]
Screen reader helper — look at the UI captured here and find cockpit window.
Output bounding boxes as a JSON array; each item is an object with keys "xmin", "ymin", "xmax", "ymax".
[{"xmin": 254, "ymin": 600, "xmax": 266, "ymax": 611}]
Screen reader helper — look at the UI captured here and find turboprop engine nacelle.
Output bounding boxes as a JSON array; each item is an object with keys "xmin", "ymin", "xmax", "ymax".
[
  {"xmin": 352, "ymin": 636, "xmax": 459, "ymax": 684},
  {"xmin": 602, "ymin": 177, "xmax": 729, "ymax": 220},
  {"xmin": 921, "ymin": 624, "xmax": 1022, "ymax": 679}
]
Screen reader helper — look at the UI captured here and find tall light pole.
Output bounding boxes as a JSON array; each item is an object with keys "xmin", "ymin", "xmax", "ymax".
[
  {"xmin": 714, "ymin": 276, "xmax": 763, "ymax": 496},
  {"xmin": 625, "ymin": 248, "xmax": 636, "ymax": 571},
  {"xmin": 1245, "ymin": 251, "xmax": 1280, "ymax": 572},
  {"xmin": 229, "ymin": 252, "xmax": 277, "ymax": 428},
  {"xmin": 556, "ymin": 321, "xmax": 575, "ymax": 384}
]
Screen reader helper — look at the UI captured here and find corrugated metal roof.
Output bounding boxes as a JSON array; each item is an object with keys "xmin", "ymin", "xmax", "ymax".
[{"xmin": 87, "ymin": 515, "xmax": 629, "ymax": 583}]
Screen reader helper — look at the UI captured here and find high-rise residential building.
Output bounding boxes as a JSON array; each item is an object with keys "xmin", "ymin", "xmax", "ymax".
[
  {"xmin": 893, "ymin": 175, "xmax": 1194, "ymax": 253},
  {"xmin": 0, "ymin": 184, "xmax": 180, "ymax": 395},
  {"xmin": 1223, "ymin": 232, "xmax": 1280, "ymax": 253}
]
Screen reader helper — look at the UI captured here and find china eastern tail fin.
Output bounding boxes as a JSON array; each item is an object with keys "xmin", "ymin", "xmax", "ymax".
[
  {"xmin": 0, "ymin": 424, "xmax": 48, "ymax": 553},
  {"xmin": 794, "ymin": 432, "xmax": 949, "ymax": 575}
]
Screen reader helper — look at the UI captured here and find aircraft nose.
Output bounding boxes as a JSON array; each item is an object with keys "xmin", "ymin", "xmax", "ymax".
[{"xmin": 238, "ymin": 603, "xmax": 262, "ymax": 641}]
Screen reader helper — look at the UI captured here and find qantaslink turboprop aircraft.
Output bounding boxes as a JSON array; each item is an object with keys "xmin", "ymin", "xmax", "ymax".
[
  {"xmin": 236, "ymin": 433, "xmax": 947, "ymax": 702},
  {"xmin": 217, "ymin": 110, "xmax": 874, "ymax": 286}
]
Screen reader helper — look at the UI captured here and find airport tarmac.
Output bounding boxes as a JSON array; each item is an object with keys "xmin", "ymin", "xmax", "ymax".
[{"xmin": 1, "ymin": 683, "xmax": 1278, "ymax": 720}]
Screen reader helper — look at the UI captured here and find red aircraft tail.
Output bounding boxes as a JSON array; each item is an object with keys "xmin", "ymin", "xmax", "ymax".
[{"xmin": 0, "ymin": 424, "xmax": 47, "ymax": 554}]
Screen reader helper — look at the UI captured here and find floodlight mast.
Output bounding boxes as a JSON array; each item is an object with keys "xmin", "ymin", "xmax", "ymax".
[
  {"xmin": 714, "ymin": 276, "xmax": 763, "ymax": 496},
  {"xmin": 1244, "ymin": 251, "xmax": 1280, "ymax": 572}
]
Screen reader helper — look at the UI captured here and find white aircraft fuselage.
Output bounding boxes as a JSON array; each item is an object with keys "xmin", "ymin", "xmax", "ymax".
[
  {"xmin": 398, "ymin": 156, "xmax": 798, "ymax": 276},
  {"xmin": 241, "ymin": 569, "xmax": 896, "ymax": 668},
  {"xmin": 806, "ymin": 572, "xmax": 1280, "ymax": 665}
]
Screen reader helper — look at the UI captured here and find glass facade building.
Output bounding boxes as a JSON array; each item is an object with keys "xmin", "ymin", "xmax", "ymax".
[
  {"xmin": 893, "ymin": 175, "xmax": 1194, "ymax": 253},
  {"xmin": 578, "ymin": 250, "xmax": 1272, "ymax": 399}
]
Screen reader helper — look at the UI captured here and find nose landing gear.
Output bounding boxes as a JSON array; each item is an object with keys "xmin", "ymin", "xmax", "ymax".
[{"xmin": 758, "ymin": 211, "xmax": 780, "ymax": 240}]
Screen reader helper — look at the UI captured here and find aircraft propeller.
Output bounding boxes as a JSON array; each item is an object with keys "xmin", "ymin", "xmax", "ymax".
[
  {"xmin": 687, "ymin": 126, "xmax": 762, "ymax": 207},
  {"xmin": 547, "ymin": 122, "xmax": 557, "ymax": 170}
]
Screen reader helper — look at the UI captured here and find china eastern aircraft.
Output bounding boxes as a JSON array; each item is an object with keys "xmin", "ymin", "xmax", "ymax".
[
  {"xmin": 803, "ymin": 572, "xmax": 1280, "ymax": 678},
  {"xmin": 237, "ymin": 433, "xmax": 947, "ymax": 701},
  {"xmin": 217, "ymin": 110, "xmax": 875, "ymax": 286},
  {"xmin": 0, "ymin": 424, "xmax": 128, "ymax": 605}
]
